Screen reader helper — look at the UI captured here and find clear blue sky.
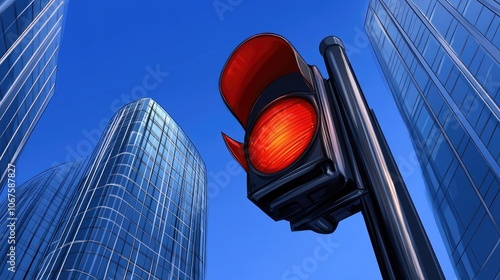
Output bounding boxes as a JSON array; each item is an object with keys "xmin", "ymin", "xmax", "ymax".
[{"xmin": 13, "ymin": 0, "xmax": 457, "ymax": 279}]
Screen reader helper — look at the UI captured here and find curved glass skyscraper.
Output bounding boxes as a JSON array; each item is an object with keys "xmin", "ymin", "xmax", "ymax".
[
  {"xmin": 35, "ymin": 98, "xmax": 207, "ymax": 279},
  {"xmin": 0, "ymin": 0, "xmax": 68, "ymax": 192},
  {"xmin": 365, "ymin": 0, "xmax": 499, "ymax": 279}
]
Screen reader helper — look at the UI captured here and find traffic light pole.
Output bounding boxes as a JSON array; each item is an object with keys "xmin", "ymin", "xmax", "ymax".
[{"xmin": 319, "ymin": 37, "xmax": 444, "ymax": 280}]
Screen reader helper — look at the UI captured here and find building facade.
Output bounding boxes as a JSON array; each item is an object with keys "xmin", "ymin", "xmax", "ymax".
[
  {"xmin": 365, "ymin": 0, "xmax": 499, "ymax": 279},
  {"xmin": 0, "ymin": 0, "xmax": 68, "ymax": 192},
  {"xmin": 36, "ymin": 98, "xmax": 207, "ymax": 280},
  {"xmin": 0, "ymin": 159, "xmax": 86, "ymax": 279}
]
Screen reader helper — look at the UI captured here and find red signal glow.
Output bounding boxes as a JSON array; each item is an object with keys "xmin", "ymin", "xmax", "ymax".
[{"xmin": 248, "ymin": 97, "xmax": 317, "ymax": 174}]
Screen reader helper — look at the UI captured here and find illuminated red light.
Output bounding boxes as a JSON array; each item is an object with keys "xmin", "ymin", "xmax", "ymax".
[{"xmin": 248, "ymin": 97, "xmax": 317, "ymax": 174}]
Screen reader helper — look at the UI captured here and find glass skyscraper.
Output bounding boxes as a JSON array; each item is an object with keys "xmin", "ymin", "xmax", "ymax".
[
  {"xmin": 36, "ymin": 98, "xmax": 207, "ymax": 280},
  {"xmin": 0, "ymin": 0, "xmax": 68, "ymax": 192},
  {"xmin": 365, "ymin": 0, "xmax": 499, "ymax": 279},
  {"xmin": 0, "ymin": 159, "xmax": 86, "ymax": 279}
]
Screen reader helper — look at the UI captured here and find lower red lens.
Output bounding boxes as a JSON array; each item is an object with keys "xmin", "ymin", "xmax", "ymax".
[{"xmin": 248, "ymin": 97, "xmax": 317, "ymax": 174}]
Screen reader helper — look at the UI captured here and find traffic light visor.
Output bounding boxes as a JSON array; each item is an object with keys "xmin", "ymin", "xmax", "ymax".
[{"xmin": 220, "ymin": 34, "xmax": 312, "ymax": 128}]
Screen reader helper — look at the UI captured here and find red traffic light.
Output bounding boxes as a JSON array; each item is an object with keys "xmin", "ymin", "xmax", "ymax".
[
  {"xmin": 220, "ymin": 33, "xmax": 313, "ymax": 173},
  {"xmin": 219, "ymin": 33, "xmax": 357, "ymax": 234},
  {"xmin": 248, "ymin": 97, "xmax": 317, "ymax": 174}
]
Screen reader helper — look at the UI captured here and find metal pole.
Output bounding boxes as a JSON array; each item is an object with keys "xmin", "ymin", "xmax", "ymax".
[{"xmin": 319, "ymin": 36, "xmax": 444, "ymax": 280}]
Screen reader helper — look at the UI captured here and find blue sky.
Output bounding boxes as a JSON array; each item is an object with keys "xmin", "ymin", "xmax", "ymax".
[{"xmin": 13, "ymin": 0, "xmax": 457, "ymax": 279}]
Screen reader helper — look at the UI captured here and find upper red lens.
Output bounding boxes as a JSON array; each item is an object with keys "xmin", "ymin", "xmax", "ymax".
[{"xmin": 248, "ymin": 97, "xmax": 317, "ymax": 174}]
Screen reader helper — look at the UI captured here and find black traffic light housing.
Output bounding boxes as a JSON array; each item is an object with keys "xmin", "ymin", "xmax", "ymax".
[
  {"xmin": 219, "ymin": 33, "xmax": 445, "ymax": 278},
  {"xmin": 220, "ymin": 34, "xmax": 362, "ymax": 233}
]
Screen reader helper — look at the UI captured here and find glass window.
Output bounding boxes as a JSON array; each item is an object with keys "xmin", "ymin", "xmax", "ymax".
[
  {"xmin": 431, "ymin": 135, "xmax": 453, "ymax": 177},
  {"xmin": 460, "ymin": 36, "xmax": 479, "ymax": 66},
  {"xmin": 487, "ymin": 126, "xmax": 500, "ymax": 162},
  {"xmin": 489, "ymin": 185, "xmax": 500, "ymax": 220},
  {"xmin": 475, "ymin": 109, "xmax": 490, "ymax": 135},
  {"xmin": 461, "ymin": 245, "xmax": 481, "ymax": 278},
  {"xmin": 440, "ymin": 197, "xmax": 462, "ymax": 247},
  {"xmin": 463, "ymin": 0, "xmax": 482, "ymax": 25},
  {"xmin": 469, "ymin": 46, "xmax": 486, "ymax": 76},
  {"xmin": 404, "ymin": 82, "xmax": 419, "ymax": 113},
  {"xmin": 1, "ymin": 3, "xmax": 16, "ymax": 33},
  {"xmin": 415, "ymin": 103, "xmax": 435, "ymax": 144},
  {"xmin": 476, "ymin": 56, "xmax": 499, "ymax": 99},
  {"xmin": 443, "ymin": 114, "xmax": 466, "ymax": 151},
  {"xmin": 436, "ymin": 56, "xmax": 453, "ymax": 85},
  {"xmin": 485, "ymin": 13, "xmax": 498, "ymax": 39},
  {"xmin": 462, "ymin": 141, "xmax": 489, "ymax": 188},
  {"xmin": 475, "ymin": 5, "xmax": 494, "ymax": 35},
  {"xmin": 414, "ymin": 63, "xmax": 430, "ymax": 90},
  {"xmin": 481, "ymin": 114, "xmax": 497, "ymax": 146},
  {"xmin": 467, "ymin": 98, "xmax": 484, "ymax": 129},
  {"xmin": 416, "ymin": 26, "xmax": 428, "ymax": 51},
  {"xmin": 445, "ymin": 66, "xmax": 461, "ymax": 93},
  {"xmin": 415, "ymin": 0, "xmax": 432, "ymax": 15},
  {"xmin": 447, "ymin": 0, "xmax": 460, "ymax": 9},
  {"xmin": 446, "ymin": 166, "xmax": 480, "ymax": 227},
  {"xmin": 450, "ymin": 23, "xmax": 468, "ymax": 55},
  {"xmin": 443, "ymin": 19, "xmax": 458, "ymax": 43},
  {"xmin": 426, "ymin": 84, "xmax": 445, "ymax": 115},
  {"xmin": 469, "ymin": 215, "xmax": 498, "ymax": 264},
  {"xmin": 430, "ymin": 3, "xmax": 453, "ymax": 39},
  {"xmin": 491, "ymin": 17, "xmax": 500, "ymax": 47},
  {"xmin": 450, "ymin": 74, "xmax": 469, "ymax": 106},
  {"xmin": 443, "ymin": 157, "xmax": 459, "ymax": 187},
  {"xmin": 424, "ymin": 123, "xmax": 442, "ymax": 151},
  {"xmin": 430, "ymin": 48, "xmax": 445, "ymax": 73}
]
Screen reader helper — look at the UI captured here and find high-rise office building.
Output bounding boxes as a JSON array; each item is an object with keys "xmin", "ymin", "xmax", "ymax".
[
  {"xmin": 365, "ymin": 0, "xmax": 499, "ymax": 279},
  {"xmin": 0, "ymin": 0, "xmax": 68, "ymax": 192},
  {"xmin": 0, "ymin": 159, "xmax": 86, "ymax": 279},
  {"xmin": 36, "ymin": 98, "xmax": 207, "ymax": 279}
]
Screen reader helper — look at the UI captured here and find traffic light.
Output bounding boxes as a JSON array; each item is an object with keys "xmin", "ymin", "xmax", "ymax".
[{"xmin": 219, "ymin": 34, "xmax": 362, "ymax": 234}]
